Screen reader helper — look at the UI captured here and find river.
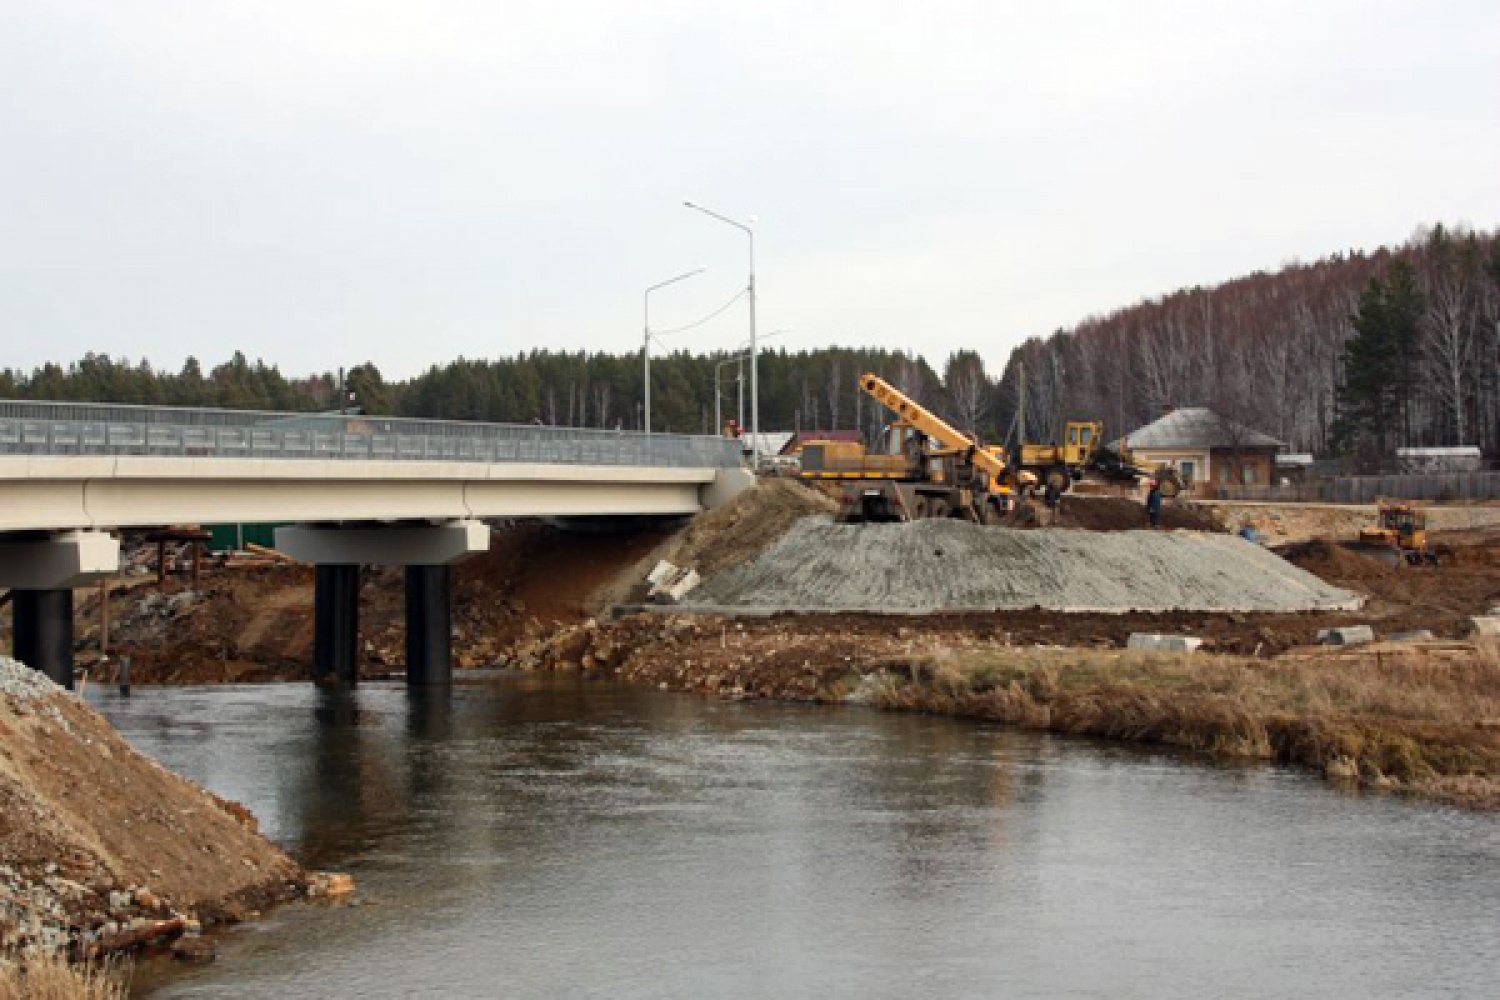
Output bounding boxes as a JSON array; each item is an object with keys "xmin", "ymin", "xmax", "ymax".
[{"xmin": 92, "ymin": 672, "xmax": 1500, "ymax": 999}]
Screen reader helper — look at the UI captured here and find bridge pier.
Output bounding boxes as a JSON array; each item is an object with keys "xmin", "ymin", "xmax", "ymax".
[
  {"xmin": 404, "ymin": 565, "xmax": 451, "ymax": 687},
  {"xmin": 12, "ymin": 590, "xmax": 75, "ymax": 689},
  {"xmin": 313, "ymin": 565, "xmax": 361, "ymax": 688},
  {"xmin": 279, "ymin": 521, "xmax": 488, "ymax": 689},
  {"xmin": 1, "ymin": 530, "xmax": 119, "ymax": 687}
]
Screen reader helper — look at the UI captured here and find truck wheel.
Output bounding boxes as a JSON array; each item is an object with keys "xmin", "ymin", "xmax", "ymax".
[{"xmin": 1045, "ymin": 466, "xmax": 1070, "ymax": 493}]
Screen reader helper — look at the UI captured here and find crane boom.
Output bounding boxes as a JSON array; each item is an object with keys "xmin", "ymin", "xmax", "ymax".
[{"xmin": 857, "ymin": 373, "xmax": 1009, "ymax": 483}]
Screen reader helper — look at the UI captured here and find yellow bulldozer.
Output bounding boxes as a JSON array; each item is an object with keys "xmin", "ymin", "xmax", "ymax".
[{"xmin": 1351, "ymin": 500, "xmax": 1440, "ymax": 566}]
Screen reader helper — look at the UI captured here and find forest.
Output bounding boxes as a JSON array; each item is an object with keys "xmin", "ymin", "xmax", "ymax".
[{"xmin": 3, "ymin": 225, "xmax": 1496, "ymax": 462}]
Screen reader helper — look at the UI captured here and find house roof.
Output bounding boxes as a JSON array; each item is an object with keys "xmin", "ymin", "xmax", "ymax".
[{"xmin": 1125, "ymin": 408, "xmax": 1285, "ymax": 451}]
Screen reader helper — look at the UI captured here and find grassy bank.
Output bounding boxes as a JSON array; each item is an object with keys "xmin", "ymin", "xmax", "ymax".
[
  {"xmin": 864, "ymin": 640, "xmax": 1500, "ymax": 807},
  {"xmin": 0, "ymin": 954, "xmax": 126, "ymax": 1000}
]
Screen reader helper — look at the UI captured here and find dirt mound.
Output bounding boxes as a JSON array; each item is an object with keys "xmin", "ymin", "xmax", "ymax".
[
  {"xmin": 1056, "ymin": 495, "xmax": 1226, "ymax": 532},
  {"xmin": 688, "ymin": 517, "xmax": 1360, "ymax": 614},
  {"xmin": 657, "ymin": 478, "xmax": 837, "ymax": 579},
  {"xmin": 0, "ymin": 658, "xmax": 303, "ymax": 956},
  {"xmin": 1281, "ymin": 535, "xmax": 1500, "ymax": 636},
  {"xmin": 1279, "ymin": 539, "xmax": 1401, "ymax": 582}
]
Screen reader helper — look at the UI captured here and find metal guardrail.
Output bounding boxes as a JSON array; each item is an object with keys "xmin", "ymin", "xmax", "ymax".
[{"xmin": 0, "ymin": 399, "xmax": 743, "ymax": 469}]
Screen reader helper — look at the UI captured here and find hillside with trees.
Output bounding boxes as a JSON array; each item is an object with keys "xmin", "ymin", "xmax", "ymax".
[
  {"xmin": 2, "ymin": 226, "xmax": 1496, "ymax": 461},
  {"xmin": 996, "ymin": 225, "xmax": 1499, "ymax": 461}
]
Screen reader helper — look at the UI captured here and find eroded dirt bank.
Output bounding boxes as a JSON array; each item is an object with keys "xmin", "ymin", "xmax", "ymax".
[{"xmin": 0, "ymin": 657, "xmax": 307, "ymax": 964}]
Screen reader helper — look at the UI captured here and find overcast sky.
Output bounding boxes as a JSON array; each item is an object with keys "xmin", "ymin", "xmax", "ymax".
[{"xmin": 2, "ymin": 1, "xmax": 1496, "ymax": 380}]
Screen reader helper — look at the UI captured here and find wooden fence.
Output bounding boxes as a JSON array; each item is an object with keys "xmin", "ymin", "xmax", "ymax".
[{"xmin": 1211, "ymin": 472, "xmax": 1500, "ymax": 504}]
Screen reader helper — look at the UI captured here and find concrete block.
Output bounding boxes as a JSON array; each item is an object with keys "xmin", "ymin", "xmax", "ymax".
[
  {"xmin": 646, "ymin": 560, "xmax": 677, "ymax": 587},
  {"xmin": 659, "ymin": 569, "xmax": 701, "ymax": 604},
  {"xmin": 1126, "ymin": 633, "xmax": 1204, "ymax": 653},
  {"xmin": 1471, "ymin": 616, "xmax": 1500, "ymax": 638},
  {"xmin": 1388, "ymin": 629, "xmax": 1434, "ymax": 643},
  {"xmin": 1318, "ymin": 625, "xmax": 1375, "ymax": 647}
]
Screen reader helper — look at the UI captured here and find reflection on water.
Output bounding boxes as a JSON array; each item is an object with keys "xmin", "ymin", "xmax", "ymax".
[{"xmin": 93, "ymin": 673, "xmax": 1500, "ymax": 1000}]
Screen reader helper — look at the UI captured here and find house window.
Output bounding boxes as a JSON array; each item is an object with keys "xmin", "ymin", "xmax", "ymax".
[
  {"xmin": 1242, "ymin": 465, "xmax": 1257, "ymax": 485},
  {"xmin": 1220, "ymin": 464, "xmax": 1232, "ymax": 484},
  {"xmin": 1179, "ymin": 460, "xmax": 1195, "ymax": 481}
]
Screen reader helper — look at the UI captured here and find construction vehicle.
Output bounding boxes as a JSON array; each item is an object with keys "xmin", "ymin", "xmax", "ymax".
[
  {"xmin": 1006, "ymin": 360, "xmax": 1182, "ymax": 497},
  {"xmin": 1350, "ymin": 501, "xmax": 1439, "ymax": 566},
  {"xmin": 800, "ymin": 373, "xmax": 1030, "ymax": 523}
]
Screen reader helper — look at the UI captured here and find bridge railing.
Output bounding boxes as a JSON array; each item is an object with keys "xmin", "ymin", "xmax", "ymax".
[{"xmin": 0, "ymin": 400, "xmax": 743, "ymax": 469}]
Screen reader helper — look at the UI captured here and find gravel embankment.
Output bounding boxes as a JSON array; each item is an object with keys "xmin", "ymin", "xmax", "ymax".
[{"xmin": 686, "ymin": 518, "xmax": 1361, "ymax": 613}]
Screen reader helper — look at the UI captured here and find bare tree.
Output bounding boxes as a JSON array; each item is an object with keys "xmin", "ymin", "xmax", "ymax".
[
  {"xmin": 1420, "ymin": 230, "xmax": 1483, "ymax": 444},
  {"xmin": 825, "ymin": 356, "xmax": 844, "ymax": 429},
  {"xmin": 943, "ymin": 350, "xmax": 989, "ymax": 436}
]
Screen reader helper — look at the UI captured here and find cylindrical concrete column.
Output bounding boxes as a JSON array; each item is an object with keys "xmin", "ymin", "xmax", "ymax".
[
  {"xmin": 13, "ymin": 589, "xmax": 75, "ymax": 690},
  {"xmin": 313, "ymin": 564, "xmax": 360, "ymax": 687},
  {"xmin": 405, "ymin": 564, "xmax": 452, "ymax": 687}
]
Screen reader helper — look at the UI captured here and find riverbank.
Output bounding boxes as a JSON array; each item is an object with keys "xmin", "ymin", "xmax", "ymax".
[
  {"xmin": 0, "ymin": 656, "xmax": 307, "ymax": 982},
  {"xmin": 530, "ymin": 614, "xmax": 1500, "ymax": 809}
]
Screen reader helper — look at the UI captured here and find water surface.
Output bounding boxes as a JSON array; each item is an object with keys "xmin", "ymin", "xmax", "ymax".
[{"xmin": 92, "ymin": 673, "xmax": 1500, "ymax": 999}]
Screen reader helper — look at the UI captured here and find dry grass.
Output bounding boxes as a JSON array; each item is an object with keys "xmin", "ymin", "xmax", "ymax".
[
  {"xmin": 879, "ymin": 639, "xmax": 1500, "ymax": 807},
  {"xmin": 0, "ymin": 954, "xmax": 129, "ymax": 1000}
]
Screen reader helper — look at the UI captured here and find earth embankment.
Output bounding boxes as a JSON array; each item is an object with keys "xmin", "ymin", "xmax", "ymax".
[{"xmin": 0, "ymin": 657, "xmax": 304, "ymax": 959}]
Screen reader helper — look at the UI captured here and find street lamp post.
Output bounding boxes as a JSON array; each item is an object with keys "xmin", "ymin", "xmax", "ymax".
[
  {"xmin": 714, "ymin": 351, "xmax": 750, "ymax": 437},
  {"xmin": 643, "ymin": 266, "xmax": 707, "ymax": 437},
  {"xmin": 684, "ymin": 200, "xmax": 758, "ymax": 464}
]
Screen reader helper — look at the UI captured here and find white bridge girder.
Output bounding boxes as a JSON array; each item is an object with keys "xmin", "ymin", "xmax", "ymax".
[{"xmin": 0, "ymin": 458, "xmax": 743, "ymax": 532}]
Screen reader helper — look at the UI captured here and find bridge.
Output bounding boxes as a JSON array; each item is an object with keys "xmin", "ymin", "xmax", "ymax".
[{"xmin": 0, "ymin": 400, "xmax": 751, "ymax": 690}]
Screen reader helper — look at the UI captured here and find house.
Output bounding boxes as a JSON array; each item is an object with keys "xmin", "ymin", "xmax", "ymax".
[
  {"xmin": 1396, "ymin": 446, "xmax": 1483, "ymax": 474},
  {"xmin": 1125, "ymin": 408, "xmax": 1285, "ymax": 487},
  {"xmin": 739, "ymin": 431, "xmax": 795, "ymax": 457},
  {"xmin": 1275, "ymin": 453, "xmax": 1315, "ymax": 485}
]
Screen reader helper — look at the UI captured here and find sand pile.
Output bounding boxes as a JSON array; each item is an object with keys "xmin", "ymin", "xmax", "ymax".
[
  {"xmin": 686, "ymin": 518, "xmax": 1361, "ymax": 614},
  {"xmin": 0, "ymin": 657, "xmax": 303, "ymax": 957}
]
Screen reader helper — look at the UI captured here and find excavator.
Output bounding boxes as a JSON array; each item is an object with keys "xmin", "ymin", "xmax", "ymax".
[{"xmin": 799, "ymin": 373, "xmax": 1030, "ymax": 523}]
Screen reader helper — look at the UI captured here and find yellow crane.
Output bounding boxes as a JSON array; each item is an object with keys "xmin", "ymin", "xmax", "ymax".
[{"xmin": 800, "ymin": 373, "xmax": 1029, "ymax": 523}]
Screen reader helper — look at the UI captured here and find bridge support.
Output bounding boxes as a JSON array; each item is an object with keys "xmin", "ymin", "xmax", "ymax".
[
  {"xmin": 12, "ymin": 590, "xmax": 75, "ymax": 689},
  {"xmin": 313, "ymin": 565, "xmax": 361, "ymax": 688},
  {"xmin": 279, "ymin": 521, "xmax": 488, "ymax": 689},
  {"xmin": 1, "ymin": 531, "xmax": 119, "ymax": 687},
  {"xmin": 405, "ymin": 565, "xmax": 451, "ymax": 687}
]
